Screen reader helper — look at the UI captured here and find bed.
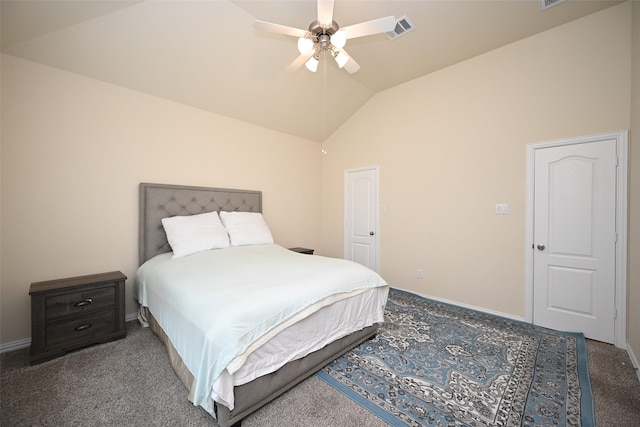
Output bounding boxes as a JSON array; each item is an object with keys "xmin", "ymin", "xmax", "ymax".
[{"xmin": 134, "ymin": 182, "xmax": 388, "ymax": 426}]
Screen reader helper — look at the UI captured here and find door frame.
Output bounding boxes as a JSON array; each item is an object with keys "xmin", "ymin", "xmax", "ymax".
[
  {"xmin": 524, "ymin": 130, "xmax": 628, "ymax": 348},
  {"xmin": 344, "ymin": 166, "xmax": 380, "ymax": 272}
]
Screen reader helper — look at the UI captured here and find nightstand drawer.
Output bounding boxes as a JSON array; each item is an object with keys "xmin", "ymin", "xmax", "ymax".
[
  {"xmin": 46, "ymin": 287, "xmax": 115, "ymax": 320},
  {"xmin": 46, "ymin": 310, "xmax": 116, "ymax": 347}
]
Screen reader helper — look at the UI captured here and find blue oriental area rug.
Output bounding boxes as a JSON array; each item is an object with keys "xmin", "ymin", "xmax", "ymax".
[{"xmin": 317, "ymin": 288, "xmax": 594, "ymax": 427}]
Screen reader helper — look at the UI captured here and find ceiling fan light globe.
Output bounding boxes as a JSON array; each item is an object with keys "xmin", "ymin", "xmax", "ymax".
[
  {"xmin": 334, "ymin": 51, "xmax": 349, "ymax": 68},
  {"xmin": 297, "ymin": 37, "xmax": 314, "ymax": 55},
  {"xmin": 331, "ymin": 30, "xmax": 347, "ymax": 49},
  {"xmin": 305, "ymin": 56, "xmax": 319, "ymax": 72}
]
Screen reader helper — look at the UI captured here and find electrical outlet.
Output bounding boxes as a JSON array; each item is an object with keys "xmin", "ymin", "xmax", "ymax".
[
  {"xmin": 417, "ymin": 269, "xmax": 423, "ymax": 279},
  {"xmin": 496, "ymin": 204, "xmax": 508, "ymax": 214}
]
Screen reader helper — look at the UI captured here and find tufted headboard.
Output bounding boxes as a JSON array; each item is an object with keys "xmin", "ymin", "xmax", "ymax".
[{"xmin": 138, "ymin": 182, "xmax": 262, "ymax": 265}]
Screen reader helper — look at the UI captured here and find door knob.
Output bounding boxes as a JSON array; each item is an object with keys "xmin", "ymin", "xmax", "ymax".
[
  {"xmin": 369, "ymin": 231, "xmax": 375, "ymax": 236},
  {"xmin": 537, "ymin": 244, "xmax": 546, "ymax": 251}
]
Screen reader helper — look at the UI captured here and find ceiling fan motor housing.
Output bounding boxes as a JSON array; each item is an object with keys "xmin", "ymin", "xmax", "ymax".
[{"xmin": 308, "ymin": 20, "xmax": 339, "ymax": 47}]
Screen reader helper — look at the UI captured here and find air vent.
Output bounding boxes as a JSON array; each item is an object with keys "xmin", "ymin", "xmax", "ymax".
[
  {"xmin": 540, "ymin": 0, "xmax": 566, "ymax": 11},
  {"xmin": 385, "ymin": 16, "xmax": 414, "ymax": 40}
]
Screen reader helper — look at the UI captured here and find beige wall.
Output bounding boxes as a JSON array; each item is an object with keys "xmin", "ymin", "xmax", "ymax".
[
  {"xmin": 0, "ymin": 55, "xmax": 321, "ymax": 344},
  {"xmin": 321, "ymin": 2, "xmax": 632, "ymax": 324},
  {"xmin": 629, "ymin": 0, "xmax": 640, "ymax": 363}
]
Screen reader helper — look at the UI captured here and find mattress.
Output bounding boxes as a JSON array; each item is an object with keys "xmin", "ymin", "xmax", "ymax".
[{"xmin": 135, "ymin": 244, "xmax": 388, "ymax": 414}]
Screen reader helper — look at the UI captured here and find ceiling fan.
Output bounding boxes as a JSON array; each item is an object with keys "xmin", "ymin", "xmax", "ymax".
[{"xmin": 254, "ymin": 0, "xmax": 396, "ymax": 74}]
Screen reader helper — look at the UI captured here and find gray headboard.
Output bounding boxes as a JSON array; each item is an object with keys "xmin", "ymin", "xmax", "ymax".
[{"xmin": 139, "ymin": 183, "xmax": 262, "ymax": 265}]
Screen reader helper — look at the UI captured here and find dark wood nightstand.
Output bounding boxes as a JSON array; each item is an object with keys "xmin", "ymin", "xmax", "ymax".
[
  {"xmin": 29, "ymin": 271, "xmax": 127, "ymax": 365},
  {"xmin": 288, "ymin": 247, "xmax": 314, "ymax": 255}
]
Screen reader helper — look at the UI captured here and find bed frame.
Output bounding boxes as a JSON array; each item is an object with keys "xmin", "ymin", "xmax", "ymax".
[{"xmin": 138, "ymin": 182, "xmax": 378, "ymax": 427}]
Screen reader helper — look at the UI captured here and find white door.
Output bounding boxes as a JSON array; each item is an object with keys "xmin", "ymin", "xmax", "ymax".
[
  {"xmin": 345, "ymin": 167, "xmax": 378, "ymax": 271},
  {"xmin": 532, "ymin": 139, "xmax": 617, "ymax": 343}
]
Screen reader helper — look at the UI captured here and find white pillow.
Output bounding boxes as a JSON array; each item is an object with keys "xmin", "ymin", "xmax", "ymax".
[
  {"xmin": 219, "ymin": 211, "xmax": 274, "ymax": 246},
  {"xmin": 161, "ymin": 211, "xmax": 230, "ymax": 258}
]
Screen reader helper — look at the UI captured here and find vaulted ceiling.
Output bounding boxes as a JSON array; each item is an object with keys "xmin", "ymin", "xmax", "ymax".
[{"xmin": 1, "ymin": 0, "xmax": 621, "ymax": 142}]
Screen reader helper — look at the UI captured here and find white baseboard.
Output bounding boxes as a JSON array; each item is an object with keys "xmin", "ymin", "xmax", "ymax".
[
  {"xmin": 0, "ymin": 312, "xmax": 140, "ymax": 354},
  {"xmin": 0, "ymin": 337, "xmax": 31, "ymax": 354},
  {"xmin": 626, "ymin": 342, "xmax": 640, "ymax": 382},
  {"xmin": 394, "ymin": 287, "xmax": 525, "ymax": 322}
]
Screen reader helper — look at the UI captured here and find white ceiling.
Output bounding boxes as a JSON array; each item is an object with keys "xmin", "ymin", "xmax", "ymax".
[{"xmin": 1, "ymin": 0, "xmax": 621, "ymax": 142}]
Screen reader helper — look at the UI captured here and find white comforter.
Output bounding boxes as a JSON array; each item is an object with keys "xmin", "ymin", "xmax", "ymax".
[{"xmin": 135, "ymin": 244, "xmax": 388, "ymax": 414}]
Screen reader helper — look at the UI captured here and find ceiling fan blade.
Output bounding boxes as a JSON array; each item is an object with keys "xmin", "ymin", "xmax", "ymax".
[
  {"xmin": 317, "ymin": 0, "xmax": 335, "ymax": 27},
  {"xmin": 287, "ymin": 52, "xmax": 315, "ymax": 72},
  {"xmin": 254, "ymin": 20, "xmax": 308, "ymax": 38},
  {"xmin": 340, "ymin": 50, "xmax": 361, "ymax": 74},
  {"xmin": 341, "ymin": 15, "xmax": 396, "ymax": 40}
]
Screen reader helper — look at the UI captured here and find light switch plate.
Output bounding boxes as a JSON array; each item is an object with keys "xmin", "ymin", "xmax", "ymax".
[{"xmin": 496, "ymin": 204, "xmax": 509, "ymax": 214}]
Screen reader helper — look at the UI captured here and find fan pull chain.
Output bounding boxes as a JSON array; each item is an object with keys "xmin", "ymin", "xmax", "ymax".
[{"xmin": 322, "ymin": 49, "xmax": 328, "ymax": 150}]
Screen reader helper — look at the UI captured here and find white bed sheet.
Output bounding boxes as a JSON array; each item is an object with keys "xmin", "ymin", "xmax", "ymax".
[
  {"xmin": 213, "ymin": 286, "xmax": 387, "ymax": 409},
  {"xmin": 134, "ymin": 244, "xmax": 388, "ymax": 414}
]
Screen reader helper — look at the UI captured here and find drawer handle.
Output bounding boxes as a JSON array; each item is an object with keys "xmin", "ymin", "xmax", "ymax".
[
  {"xmin": 74, "ymin": 298, "xmax": 93, "ymax": 307},
  {"xmin": 74, "ymin": 323, "xmax": 92, "ymax": 332}
]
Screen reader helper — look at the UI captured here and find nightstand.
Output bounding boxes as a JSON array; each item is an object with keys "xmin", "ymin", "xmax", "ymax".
[
  {"xmin": 29, "ymin": 271, "xmax": 127, "ymax": 365},
  {"xmin": 288, "ymin": 247, "xmax": 314, "ymax": 255}
]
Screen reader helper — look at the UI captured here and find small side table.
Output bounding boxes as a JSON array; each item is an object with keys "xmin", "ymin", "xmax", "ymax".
[
  {"xmin": 288, "ymin": 247, "xmax": 314, "ymax": 255},
  {"xmin": 29, "ymin": 271, "xmax": 127, "ymax": 365}
]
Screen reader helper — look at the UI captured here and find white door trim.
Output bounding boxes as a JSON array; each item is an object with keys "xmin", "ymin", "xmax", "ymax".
[
  {"xmin": 344, "ymin": 166, "xmax": 380, "ymax": 272},
  {"xmin": 525, "ymin": 130, "xmax": 628, "ymax": 348}
]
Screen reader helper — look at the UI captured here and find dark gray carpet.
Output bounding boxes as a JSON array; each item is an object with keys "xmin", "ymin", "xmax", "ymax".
[
  {"xmin": 586, "ymin": 339, "xmax": 640, "ymax": 427},
  {"xmin": 1, "ymin": 321, "xmax": 639, "ymax": 426},
  {"xmin": 0, "ymin": 321, "xmax": 384, "ymax": 426}
]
